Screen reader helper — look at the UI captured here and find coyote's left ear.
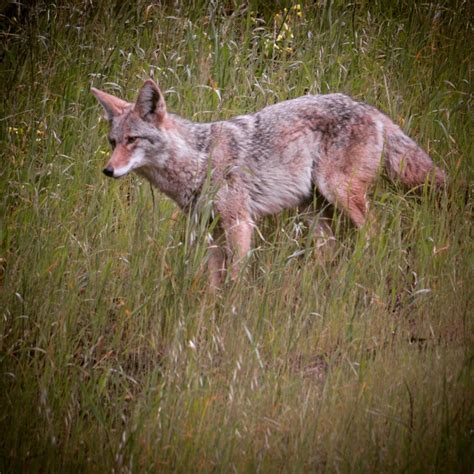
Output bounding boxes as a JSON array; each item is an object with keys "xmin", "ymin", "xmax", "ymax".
[
  {"xmin": 91, "ymin": 88, "xmax": 129, "ymax": 121},
  {"xmin": 135, "ymin": 79, "xmax": 166, "ymax": 123}
]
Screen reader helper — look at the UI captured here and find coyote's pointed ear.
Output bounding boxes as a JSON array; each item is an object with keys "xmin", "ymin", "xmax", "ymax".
[
  {"xmin": 135, "ymin": 79, "xmax": 166, "ymax": 123},
  {"xmin": 91, "ymin": 88, "xmax": 129, "ymax": 121}
]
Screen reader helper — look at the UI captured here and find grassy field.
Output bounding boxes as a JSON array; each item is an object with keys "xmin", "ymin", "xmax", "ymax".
[{"xmin": 1, "ymin": 1, "xmax": 472, "ymax": 471}]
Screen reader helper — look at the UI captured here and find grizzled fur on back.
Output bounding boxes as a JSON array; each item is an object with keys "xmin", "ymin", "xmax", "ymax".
[{"xmin": 92, "ymin": 79, "xmax": 446, "ymax": 287}]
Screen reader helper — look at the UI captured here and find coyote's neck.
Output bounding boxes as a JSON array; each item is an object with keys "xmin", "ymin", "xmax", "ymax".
[{"xmin": 137, "ymin": 116, "xmax": 211, "ymax": 211}]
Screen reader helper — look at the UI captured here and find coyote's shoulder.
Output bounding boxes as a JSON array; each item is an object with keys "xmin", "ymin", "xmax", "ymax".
[{"xmin": 92, "ymin": 80, "xmax": 446, "ymax": 286}]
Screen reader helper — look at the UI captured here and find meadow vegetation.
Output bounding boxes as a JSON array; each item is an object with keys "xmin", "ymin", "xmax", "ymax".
[{"xmin": 1, "ymin": 1, "xmax": 472, "ymax": 471}]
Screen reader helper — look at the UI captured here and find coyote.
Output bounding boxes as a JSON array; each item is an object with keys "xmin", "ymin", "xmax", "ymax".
[{"xmin": 92, "ymin": 79, "xmax": 445, "ymax": 287}]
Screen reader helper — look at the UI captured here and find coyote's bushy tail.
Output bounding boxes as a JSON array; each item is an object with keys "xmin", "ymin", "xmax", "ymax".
[{"xmin": 380, "ymin": 115, "xmax": 446, "ymax": 188}]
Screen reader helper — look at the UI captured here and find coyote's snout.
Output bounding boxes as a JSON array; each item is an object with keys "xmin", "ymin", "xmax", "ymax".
[{"xmin": 92, "ymin": 79, "xmax": 446, "ymax": 287}]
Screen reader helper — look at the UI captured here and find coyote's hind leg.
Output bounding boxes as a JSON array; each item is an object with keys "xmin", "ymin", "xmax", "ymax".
[
  {"xmin": 313, "ymin": 116, "xmax": 383, "ymax": 231},
  {"xmin": 301, "ymin": 201, "xmax": 337, "ymax": 258},
  {"xmin": 314, "ymin": 136, "xmax": 382, "ymax": 231}
]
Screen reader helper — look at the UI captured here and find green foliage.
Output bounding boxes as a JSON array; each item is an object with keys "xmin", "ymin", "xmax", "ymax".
[{"xmin": 0, "ymin": 1, "xmax": 472, "ymax": 471}]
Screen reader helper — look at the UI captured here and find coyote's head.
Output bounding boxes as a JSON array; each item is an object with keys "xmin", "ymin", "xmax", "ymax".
[{"xmin": 91, "ymin": 79, "xmax": 169, "ymax": 178}]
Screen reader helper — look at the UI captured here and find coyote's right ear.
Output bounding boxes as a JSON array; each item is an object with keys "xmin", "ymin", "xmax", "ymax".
[
  {"xmin": 91, "ymin": 88, "xmax": 129, "ymax": 121},
  {"xmin": 135, "ymin": 79, "xmax": 167, "ymax": 124}
]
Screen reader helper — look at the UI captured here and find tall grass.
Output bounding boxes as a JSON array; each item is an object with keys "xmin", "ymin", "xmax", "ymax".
[{"xmin": 1, "ymin": 1, "xmax": 472, "ymax": 471}]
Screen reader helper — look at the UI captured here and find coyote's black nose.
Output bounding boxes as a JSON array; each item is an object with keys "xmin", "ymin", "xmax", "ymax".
[{"xmin": 103, "ymin": 166, "xmax": 114, "ymax": 177}]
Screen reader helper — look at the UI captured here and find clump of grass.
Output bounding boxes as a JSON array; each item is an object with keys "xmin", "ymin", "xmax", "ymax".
[{"xmin": 1, "ymin": 1, "xmax": 472, "ymax": 472}]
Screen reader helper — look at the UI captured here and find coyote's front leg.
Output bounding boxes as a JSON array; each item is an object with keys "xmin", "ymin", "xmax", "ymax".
[
  {"xmin": 211, "ymin": 175, "xmax": 254, "ymax": 282},
  {"xmin": 207, "ymin": 227, "xmax": 226, "ymax": 289},
  {"xmin": 207, "ymin": 217, "xmax": 252, "ymax": 288},
  {"xmin": 224, "ymin": 217, "xmax": 253, "ymax": 281}
]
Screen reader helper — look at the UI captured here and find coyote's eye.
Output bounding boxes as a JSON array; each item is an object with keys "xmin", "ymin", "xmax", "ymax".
[
  {"xmin": 109, "ymin": 138, "xmax": 116, "ymax": 149},
  {"xmin": 126, "ymin": 136, "xmax": 137, "ymax": 145}
]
